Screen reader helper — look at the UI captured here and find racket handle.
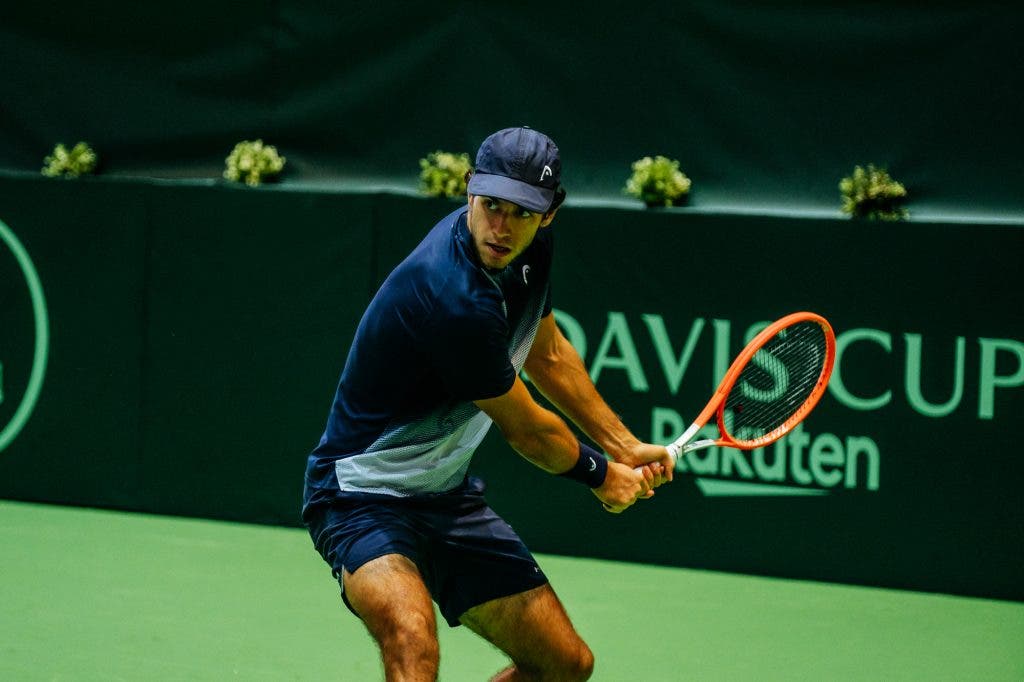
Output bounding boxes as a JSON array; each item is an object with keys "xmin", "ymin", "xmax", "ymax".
[
  {"xmin": 669, "ymin": 422, "xmax": 702, "ymax": 454},
  {"xmin": 632, "ymin": 422, "xmax": 701, "ymax": 473}
]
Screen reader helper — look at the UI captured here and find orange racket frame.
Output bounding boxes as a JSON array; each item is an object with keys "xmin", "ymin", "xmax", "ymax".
[{"xmin": 666, "ymin": 311, "xmax": 836, "ymax": 461}]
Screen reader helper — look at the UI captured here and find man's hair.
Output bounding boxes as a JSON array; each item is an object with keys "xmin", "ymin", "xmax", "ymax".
[{"xmin": 547, "ymin": 186, "xmax": 567, "ymax": 215}]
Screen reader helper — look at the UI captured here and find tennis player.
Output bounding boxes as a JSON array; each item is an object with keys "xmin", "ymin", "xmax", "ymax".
[{"xmin": 303, "ymin": 127, "xmax": 673, "ymax": 681}]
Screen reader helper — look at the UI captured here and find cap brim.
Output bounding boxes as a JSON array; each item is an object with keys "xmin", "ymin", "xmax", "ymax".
[{"xmin": 467, "ymin": 173, "xmax": 555, "ymax": 213}]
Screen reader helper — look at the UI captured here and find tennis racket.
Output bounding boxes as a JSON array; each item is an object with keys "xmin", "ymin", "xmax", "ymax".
[{"xmin": 663, "ymin": 311, "xmax": 836, "ymax": 465}]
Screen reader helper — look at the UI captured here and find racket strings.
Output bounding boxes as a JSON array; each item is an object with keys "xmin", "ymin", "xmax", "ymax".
[{"xmin": 723, "ymin": 321, "xmax": 828, "ymax": 442}]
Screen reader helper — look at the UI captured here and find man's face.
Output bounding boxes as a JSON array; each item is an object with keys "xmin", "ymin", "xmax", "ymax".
[{"xmin": 466, "ymin": 195, "xmax": 555, "ymax": 270}]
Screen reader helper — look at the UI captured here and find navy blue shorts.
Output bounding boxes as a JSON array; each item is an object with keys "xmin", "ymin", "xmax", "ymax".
[{"xmin": 303, "ymin": 476, "xmax": 548, "ymax": 627}]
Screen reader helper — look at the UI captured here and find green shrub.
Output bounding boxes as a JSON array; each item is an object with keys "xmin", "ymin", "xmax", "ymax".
[
  {"xmin": 42, "ymin": 142, "xmax": 98, "ymax": 178},
  {"xmin": 839, "ymin": 164, "xmax": 908, "ymax": 220},
  {"xmin": 624, "ymin": 155, "xmax": 691, "ymax": 207},
  {"xmin": 224, "ymin": 140, "xmax": 286, "ymax": 186},
  {"xmin": 419, "ymin": 151, "xmax": 472, "ymax": 198}
]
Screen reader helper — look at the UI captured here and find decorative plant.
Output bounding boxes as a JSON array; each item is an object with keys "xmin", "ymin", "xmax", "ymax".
[
  {"xmin": 419, "ymin": 150, "xmax": 472, "ymax": 198},
  {"xmin": 42, "ymin": 142, "xmax": 98, "ymax": 178},
  {"xmin": 839, "ymin": 164, "xmax": 908, "ymax": 220},
  {"xmin": 224, "ymin": 139, "xmax": 286, "ymax": 186},
  {"xmin": 624, "ymin": 155, "xmax": 692, "ymax": 207}
]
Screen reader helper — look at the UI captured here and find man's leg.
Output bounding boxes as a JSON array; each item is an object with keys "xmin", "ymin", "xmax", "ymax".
[
  {"xmin": 459, "ymin": 583, "xmax": 594, "ymax": 682},
  {"xmin": 343, "ymin": 554, "xmax": 439, "ymax": 682}
]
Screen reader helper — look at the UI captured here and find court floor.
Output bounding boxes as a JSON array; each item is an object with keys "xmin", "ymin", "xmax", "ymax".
[{"xmin": 1, "ymin": 499, "xmax": 1021, "ymax": 681}]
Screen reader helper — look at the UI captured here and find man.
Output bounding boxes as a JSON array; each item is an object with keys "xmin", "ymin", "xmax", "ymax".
[{"xmin": 303, "ymin": 127, "xmax": 673, "ymax": 681}]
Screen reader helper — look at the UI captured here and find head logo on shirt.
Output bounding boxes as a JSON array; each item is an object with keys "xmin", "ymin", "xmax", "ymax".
[{"xmin": 522, "ymin": 264, "xmax": 531, "ymax": 285}]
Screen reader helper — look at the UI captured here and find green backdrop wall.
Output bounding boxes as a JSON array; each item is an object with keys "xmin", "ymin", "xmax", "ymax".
[
  {"xmin": 2, "ymin": 2, "xmax": 1022, "ymax": 217},
  {"xmin": 4, "ymin": 0, "xmax": 1022, "ymax": 610},
  {"xmin": 1, "ymin": 174, "xmax": 1021, "ymax": 600}
]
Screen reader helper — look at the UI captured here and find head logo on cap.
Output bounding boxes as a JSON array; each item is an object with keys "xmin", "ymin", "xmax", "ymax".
[{"xmin": 466, "ymin": 127, "xmax": 561, "ymax": 213}]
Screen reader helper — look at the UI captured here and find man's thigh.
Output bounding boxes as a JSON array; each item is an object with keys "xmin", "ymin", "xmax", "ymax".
[
  {"xmin": 458, "ymin": 583, "xmax": 590, "ymax": 669},
  {"xmin": 342, "ymin": 554, "xmax": 436, "ymax": 635},
  {"xmin": 343, "ymin": 555, "xmax": 442, "ymax": 681}
]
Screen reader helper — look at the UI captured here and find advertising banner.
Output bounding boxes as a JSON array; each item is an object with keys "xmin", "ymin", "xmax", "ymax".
[
  {"xmin": 1, "ymin": 181, "xmax": 1020, "ymax": 599},
  {"xmin": 472, "ymin": 209, "xmax": 1024, "ymax": 600}
]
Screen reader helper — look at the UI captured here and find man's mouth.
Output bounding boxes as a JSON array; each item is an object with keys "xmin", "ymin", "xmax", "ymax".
[{"xmin": 486, "ymin": 243, "xmax": 511, "ymax": 257}]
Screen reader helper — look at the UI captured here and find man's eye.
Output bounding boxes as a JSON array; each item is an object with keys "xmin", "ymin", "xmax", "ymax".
[
  {"xmin": 519, "ymin": 210, "xmax": 533, "ymax": 219},
  {"xmin": 486, "ymin": 200, "xmax": 499, "ymax": 210}
]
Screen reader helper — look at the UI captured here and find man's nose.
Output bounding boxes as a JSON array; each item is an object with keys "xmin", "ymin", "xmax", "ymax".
[{"xmin": 490, "ymin": 212, "xmax": 510, "ymax": 234}]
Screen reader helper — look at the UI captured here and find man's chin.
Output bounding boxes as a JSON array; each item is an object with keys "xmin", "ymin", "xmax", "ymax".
[
  {"xmin": 480, "ymin": 246, "xmax": 514, "ymax": 269},
  {"xmin": 484, "ymin": 257, "xmax": 510, "ymax": 270}
]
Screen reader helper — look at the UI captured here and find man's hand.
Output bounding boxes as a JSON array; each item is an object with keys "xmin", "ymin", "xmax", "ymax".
[
  {"xmin": 592, "ymin": 462, "xmax": 655, "ymax": 513},
  {"xmin": 617, "ymin": 443, "xmax": 675, "ymax": 489}
]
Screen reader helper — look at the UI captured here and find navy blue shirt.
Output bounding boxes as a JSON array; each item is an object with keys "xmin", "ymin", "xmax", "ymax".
[{"xmin": 304, "ymin": 206, "xmax": 553, "ymax": 508}]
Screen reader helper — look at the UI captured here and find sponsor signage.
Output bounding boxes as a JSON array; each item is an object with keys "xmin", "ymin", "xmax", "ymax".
[
  {"xmin": 551, "ymin": 309, "xmax": 1023, "ymax": 498},
  {"xmin": 0, "ymin": 218, "xmax": 49, "ymax": 455}
]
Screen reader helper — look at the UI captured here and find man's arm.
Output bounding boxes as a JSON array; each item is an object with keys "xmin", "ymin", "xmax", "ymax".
[
  {"xmin": 474, "ymin": 377, "xmax": 654, "ymax": 512},
  {"xmin": 524, "ymin": 313, "xmax": 673, "ymax": 477}
]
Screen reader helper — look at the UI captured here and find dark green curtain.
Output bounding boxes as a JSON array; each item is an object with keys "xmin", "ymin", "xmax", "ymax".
[{"xmin": 2, "ymin": 2, "xmax": 1022, "ymax": 215}]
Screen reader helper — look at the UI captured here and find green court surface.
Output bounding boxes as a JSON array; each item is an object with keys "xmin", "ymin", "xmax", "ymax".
[{"xmin": 1, "ymin": 500, "xmax": 1021, "ymax": 681}]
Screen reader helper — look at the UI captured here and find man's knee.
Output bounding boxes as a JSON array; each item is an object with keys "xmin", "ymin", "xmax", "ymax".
[
  {"xmin": 568, "ymin": 641, "xmax": 595, "ymax": 681},
  {"xmin": 372, "ymin": 610, "xmax": 440, "ymax": 677},
  {"xmin": 377, "ymin": 609, "xmax": 439, "ymax": 656},
  {"xmin": 519, "ymin": 639, "xmax": 594, "ymax": 681}
]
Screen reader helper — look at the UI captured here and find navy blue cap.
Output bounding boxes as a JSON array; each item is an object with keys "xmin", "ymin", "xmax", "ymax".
[{"xmin": 467, "ymin": 127, "xmax": 561, "ymax": 213}]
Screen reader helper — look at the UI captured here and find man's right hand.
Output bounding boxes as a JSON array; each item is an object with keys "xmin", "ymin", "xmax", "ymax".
[{"xmin": 593, "ymin": 461, "xmax": 655, "ymax": 513}]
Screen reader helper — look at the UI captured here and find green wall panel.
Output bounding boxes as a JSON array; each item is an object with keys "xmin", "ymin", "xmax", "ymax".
[
  {"xmin": 0, "ymin": 177, "xmax": 147, "ymax": 507},
  {"xmin": 0, "ymin": 175, "xmax": 1021, "ymax": 600}
]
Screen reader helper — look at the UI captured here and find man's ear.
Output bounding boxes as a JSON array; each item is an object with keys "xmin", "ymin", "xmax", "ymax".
[
  {"xmin": 540, "ymin": 207, "xmax": 559, "ymax": 227},
  {"xmin": 541, "ymin": 187, "xmax": 567, "ymax": 226}
]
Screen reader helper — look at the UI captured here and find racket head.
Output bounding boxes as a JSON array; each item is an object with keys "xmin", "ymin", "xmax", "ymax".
[{"xmin": 713, "ymin": 312, "xmax": 835, "ymax": 450}]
